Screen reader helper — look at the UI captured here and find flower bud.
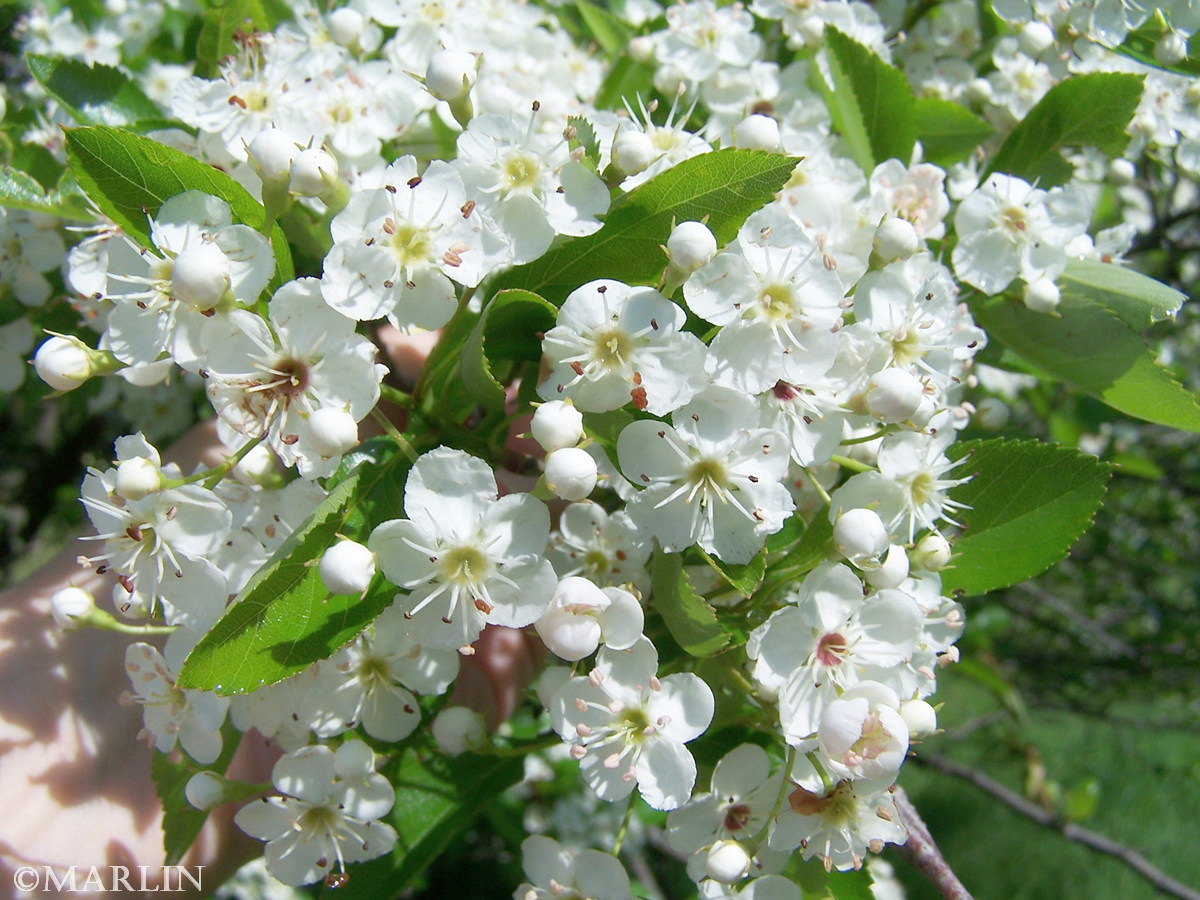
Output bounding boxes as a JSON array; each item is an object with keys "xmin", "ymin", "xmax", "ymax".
[
  {"xmin": 425, "ymin": 49, "xmax": 477, "ymax": 101},
  {"xmin": 233, "ymin": 443, "xmax": 277, "ymax": 485},
  {"xmin": 544, "ymin": 447, "xmax": 598, "ymax": 501},
  {"xmin": 1107, "ymin": 158, "xmax": 1136, "ymax": 186},
  {"xmin": 899, "ymin": 698, "xmax": 938, "ymax": 737},
  {"xmin": 530, "ymin": 400, "xmax": 584, "ymax": 452},
  {"xmin": 535, "ymin": 576, "xmax": 608, "ymax": 661},
  {"xmin": 50, "ymin": 586, "xmax": 96, "ymax": 630},
  {"xmin": 1018, "ymin": 20, "xmax": 1055, "ymax": 56},
  {"xmin": 666, "ymin": 221, "xmax": 718, "ymax": 273},
  {"xmin": 307, "ymin": 407, "xmax": 359, "ymax": 458},
  {"xmin": 834, "ymin": 508, "xmax": 889, "ymax": 564},
  {"xmin": 247, "ymin": 128, "xmax": 299, "ymax": 187},
  {"xmin": 1155, "ymin": 31, "xmax": 1188, "ymax": 66},
  {"xmin": 873, "ymin": 217, "xmax": 919, "ymax": 263},
  {"xmin": 965, "ymin": 77, "xmax": 993, "ymax": 106},
  {"xmin": 628, "ymin": 35, "xmax": 655, "ymax": 64},
  {"xmin": 866, "ymin": 368, "xmax": 924, "ymax": 423},
  {"xmin": 705, "ymin": 841, "xmax": 751, "ymax": 884},
  {"xmin": 1023, "ymin": 277, "xmax": 1060, "ymax": 314},
  {"xmin": 612, "ymin": 129, "xmax": 655, "ymax": 176},
  {"xmin": 863, "ymin": 544, "xmax": 910, "ymax": 589},
  {"xmin": 911, "ymin": 533, "xmax": 952, "ymax": 571},
  {"xmin": 974, "ymin": 396, "xmax": 1009, "ymax": 430},
  {"xmin": 290, "ymin": 147, "xmax": 340, "ymax": 199},
  {"xmin": 732, "ymin": 114, "xmax": 781, "ymax": 151},
  {"xmin": 319, "ymin": 539, "xmax": 376, "ymax": 596},
  {"xmin": 34, "ymin": 335, "xmax": 107, "ymax": 391},
  {"xmin": 431, "ymin": 706, "xmax": 486, "ymax": 755},
  {"xmin": 185, "ymin": 771, "xmax": 230, "ymax": 810},
  {"xmin": 171, "ymin": 243, "xmax": 231, "ymax": 311},
  {"xmin": 326, "ymin": 7, "xmax": 365, "ymax": 47},
  {"xmin": 115, "ymin": 456, "xmax": 163, "ymax": 501}
]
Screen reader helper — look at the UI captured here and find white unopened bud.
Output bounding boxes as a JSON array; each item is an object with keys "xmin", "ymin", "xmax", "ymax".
[
  {"xmin": 50, "ymin": 586, "xmax": 96, "ymax": 630},
  {"xmin": 233, "ymin": 443, "xmax": 277, "ymax": 485},
  {"xmin": 530, "ymin": 400, "xmax": 584, "ymax": 452},
  {"xmin": 537, "ymin": 605, "xmax": 602, "ymax": 661},
  {"xmin": 1018, "ymin": 20, "xmax": 1055, "ymax": 56},
  {"xmin": 899, "ymin": 698, "xmax": 938, "ymax": 737},
  {"xmin": 864, "ymin": 544, "xmax": 910, "ymax": 589},
  {"xmin": 911, "ymin": 533, "xmax": 952, "ymax": 571},
  {"xmin": 873, "ymin": 217, "xmax": 919, "ymax": 263},
  {"xmin": 1107, "ymin": 157, "xmax": 1136, "ymax": 186},
  {"xmin": 319, "ymin": 539, "xmax": 376, "ymax": 596},
  {"xmin": 290, "ymin": 147, "xmax": 339, "ymax": 197},
  {"xmin": 612, "ymin": 129, "xmax": 656, "ymax": 176},
  {"xmin": 866, "ymin": 368, "xmax": 925, "ymax": 423},
  {"xmin": 185, "ymin": 771, "xmax": 229, "ymax": 810},
  {"xmin": 425, "ymin": 49, "xmax": 477, "ymax": 101},
  {"xmin": 732, "ymin": 114, "xmax": 781, "ymax": 151},
  {"xmin": 1023, "ymin": 277, "xmax": 1060, "ymax": 314},
  {"xmin": 326, "ymin": 7, "xmax": 365, "ymax": 46},
  {"xmin": 307, "ymin": 407, "xmax": 359, "ymax": 458},
  {"xmin": 171, "ymin": 243, "xmax": 231, "ymax": 310},
  {"xmin": 544, "ymin": 447, "xmax": 598, "ymax": 501},
  {"xmin": 1155, "ymin": 31, "xmax": 1188, "ymax": 66},
  {"xmin": 115, "ymin": 456, "xmax": 163, "ymax": 501},
  {"xmin": 628, "ymin": 35, "xmax": 655, "ymax": 64},
  {"xmin": 974, "ymin": 396, "xmax": 1009, "ymax": 430},
  {"xmin": 965, "ymin": 77, "xmax": 993, "ymax": 106},
  {"xmin": 431, "ymin": 706, "xmax": 486, "ymax": 755},
  {"xmin": 247, "ymin": 128, "xmax": 299, "ymax": 186},
  {"xmin": 833, "ymin": 507, "xmax": 889, "ymax": 564},
  {"xmin": 705, "ymin": 841, "xmax": 751, "ymax": 884},
  {"xmin": 666, "ymin": 221, "xmax": 718, "ymax": 273},
  {"xmin": 34, "ymin": 336, "xmax": 102, "ymax": 391}
]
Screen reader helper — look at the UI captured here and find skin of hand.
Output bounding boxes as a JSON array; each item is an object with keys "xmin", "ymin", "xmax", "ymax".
[{"xmin": 0, "ymin": 328, "xmax": 546, "ymax": 896}]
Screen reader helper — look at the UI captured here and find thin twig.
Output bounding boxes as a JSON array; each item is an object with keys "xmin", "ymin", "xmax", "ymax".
[
  {"xmin": 914, "ymin": 754, "xmax": 1200, "ymax": 900},
  {"xmin": 892, "ymin": 787, "xmax": 974, "ymax": 900}
]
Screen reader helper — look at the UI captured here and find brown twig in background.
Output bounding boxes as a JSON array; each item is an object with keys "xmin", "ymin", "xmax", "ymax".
[
  {"xmin": 914, "ymin": 754, "xmax": 1200, "ymax": 900},
  {"xmin": 892, "ymin": 786, "xmax": 975, "ymax": 900}
]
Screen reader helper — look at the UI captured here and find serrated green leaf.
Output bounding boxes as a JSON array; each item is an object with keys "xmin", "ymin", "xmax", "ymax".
[
  {"xmin": 152, "ymin": 730, "xmax": 243, "ymax": 866},
  {"xmin": 567, "ymin": 115, "xmax": 601, "ymax": 170},
  {"xmin": 820, "ymin": 27, "xmax": 917, "ymax": 173},
  {"xmin": 494, "ymin": 149, "xmax": 798, "ymax": 304},
  {"xmin": 1059, "ymin": 259, "xmax": 1185, "ymax": 331},
  {"xmin": 177, "ymin": 441, "xmax": 411, "ymax": 694},
  {"xmin": 650, "ymin": 550, "xmax": 730, "ymax": 656},
  {"xmin": 914, "ymin": 96, "xmax": 995, "ymax": 167},
  {"xmin": 575, "ymin": 0, "xmax": 632, "ymax": 58},
  {"xmin": 0, "ymin": 165, "xmax": 91, "ymax": 218},
  {"xmin": 65, "ymin": 126, "xmax": 294, "ymax": 289},
  {"xmin": 26, "ymin": 55, "xmax": 165, "ymax": 129},
  {"xmin": 975, "ymin": 293, "xmax": 1200, "ymax": 432},
  {"xmin": 701, "ymin": 546, "xmax": 766, "ymax": 595},
  {"xmin": 942, "ymin": 439, "xmax": 1111, "ymax": 596},
  {"xmin": 826, "ymin": 867, "xmax": 876, "ymax": 900},
  {"xmin": 461, "ymin": 289, "xmax": 557, "ymax": 412},
  {"xmin": 1112, "ymin": 19, "xmax": 1200, "ymax": 77},
  {"xmin": 986, "ymin": 73, "xmax": 1144, "ymax": 186},
  {"xmin": 315, "ymin": 744, "xmax": 524, "ymax": 898},
  {"xmin": 777, "ymin": 505, "xmax": 834, "ymax": 579}
]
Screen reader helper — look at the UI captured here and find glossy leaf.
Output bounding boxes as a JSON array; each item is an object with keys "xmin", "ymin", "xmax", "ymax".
[
  {"xmin": 942, "ymin": 439, "xmax": 1111, "ymax": 596},
  {"xmin": 26, "ymin": 55, "xmax": 165, "ymax": 129},
  {"xmin": 0, "ymin": 165, "xmax": 90, "ymax": 219},
  {"xmin": 650, "ymin": 550, "xmax": 730, "ymax": 656},
  {"xmin": 494, "ymin": 149, "xmax": 798, "ymax": 304},
  {"xmin": 986, "ymin": 73, "xmax": 1144, "ymax": 186},
  {"xmin": 1059, "ymin": 259, "xmax": 1185, "ymax": 331},
  {"xmin": 460, "ymin": 289, "xmax": 557, "ymax": 412},
  {"xmin": 914, "ymin": 97, "xmax": 995, "ymax": 167},
  {"xmin": 975, "ymin": 293, "xmax": 1200, "ymax": 432},
  {"xmin": 177, "ymin": 441, "xmax": 411, "ymax": 694},
  {"xmin": 575, "ymin": 0, "xmax": 632, "ymax": 58},
  {"xmin": 701, "ymin": 546, "xmax": 767, "ymax": 596},
  {"xmin": 65, "ymin": 126, "xmax": 294, "ymax": 288}
]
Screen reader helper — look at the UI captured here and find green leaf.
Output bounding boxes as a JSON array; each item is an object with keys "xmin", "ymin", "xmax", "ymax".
[
  {"xmin": 196, "ymin": 0, "xmax": 273, "ymax": 75},
  {"xmin": 819, "ymin": 26, "xmax": 917, "ymax": 173},
  {"xmin": 0, "ymin": 165, "xmax": 90, "ymax": 219},
  {"xmin": 460, "ymin": 289, "xmax": 557, "ymax": 412},
  {"xmin": 177, "ymin": 441, "xmax": 411, "ymax": 694},
  {"xmin": 777, "ymin": 506, "xmax": 834, "ymax": 579},
  {"xmin": 152, "ymin": 730, "xmax": 244, "ymax": 866},
  {"xmin": 26, "ymin": 55, "xmax": 165, "ymax": 129},
  {"xmin": 941, "ymin": 439, "xmax": 1112, "ymax": 596},
  {"xmin": 700, "ymin": 546, "xmax": 767, "ymax": 596},
  {"xmin": 316, "ymin": 744, "xmax": 524, "ymax": 898},
  {"xmin": 986, "ymin": 73, "xmax": 1144, "ymax": 187},
  {"xmin": 494, "ymin": 149, "xmax": 798, "ymax": 304},
  {"xmin": 826, "ymin": 867, "xmax": 876, "ymax": 900},
  {"xmin": 1112, "ymin": 19, "xmax": 1200, "ymax": 78},
  {"xmin": 1059, "ymin": 259, "xmax": 1186, "ymax": 331},
  {"xmin": 650, "ymin": 550, "xmax": 730, "ymax": 656},
  {"xmin": 914, "ymin": 97, "xmax": 995, "ymax": 167},
  {"xmin": 575, "ymin": 0, "xmax": 632, "ymax": 58},
  {"xmin": 567, "ymin": 115, "xmax": 602, "ymax": 170},
  {"xmin": 595, "ymin": 55, "xmax": 655, "ymax": 111},
  {"xmin": 975, "ymin": 293, "xmax": 1200, "ymax": 432},
  {"xmin": 65, "ymin": 126, "xmax": 294, "ymax": 289}
]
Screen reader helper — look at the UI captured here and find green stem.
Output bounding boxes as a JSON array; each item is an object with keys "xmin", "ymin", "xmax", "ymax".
[
  {"xmin": 202, "ymin": 436, "xmax": 267, "ymax": 492},
  {"xmin": 612, "ymin": 795, "xmax": 636, "ymax": 856},
  {"xmin": 721, "ymin": 656, "xmax": 758, "ymax": 698},
  {"xmin": 379, "ymin": 383, "xmax": 413, "ymax": 410},
  {"xmin": 369, "ymin": 408, "xmax": 418, "ymax": 461},
  {"xmin": 831, "ymin": 454, "xmax": 873, "ymax": 474},
  {"xmin": 806, "ymin": 750, "xmax": 833, "ymax": 792},
  {"xmin": 749, "ymin": 745, "xmax": 796, "ymax": 853},
  {"xmin": 481, "ymin": 733, "xmax": 561, "ymax": 758},
  {"xmin": 801, "ymin": 466, "xmax": 833, "ymax": 504}
]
